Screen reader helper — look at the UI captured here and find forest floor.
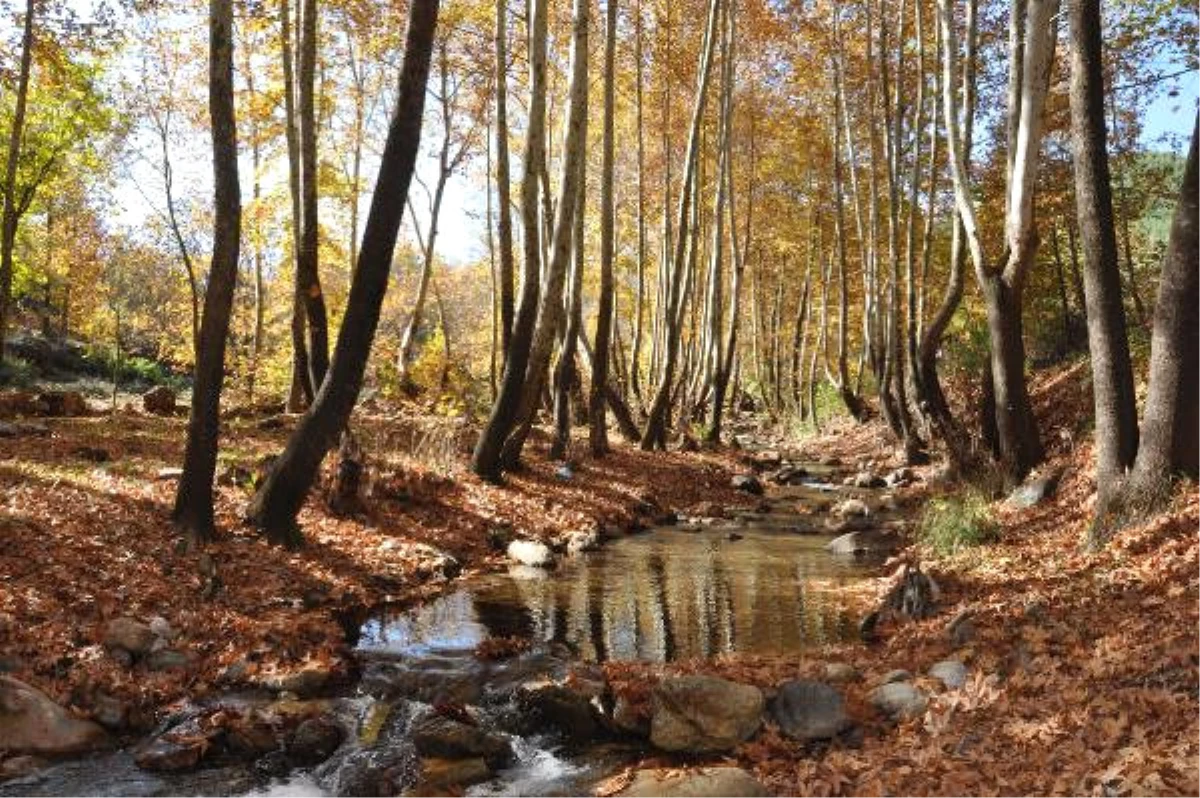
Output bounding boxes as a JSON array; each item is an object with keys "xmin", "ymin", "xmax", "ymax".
[
  {"xmin": 0, "ymin": 403, "xmax": 748, "ymax": 733},
  {"xmin": 603, "ymin": 360, "xmax": 1200, "ymax": 796},
  {"xmin": 2, "ymin": 358, "xmax": 1197, "ymax": 796}
]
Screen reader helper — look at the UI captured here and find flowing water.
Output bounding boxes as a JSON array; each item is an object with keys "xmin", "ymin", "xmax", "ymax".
[{"xmin": 3, "ymin": 481, "xmax": 887, "ymax": 797}]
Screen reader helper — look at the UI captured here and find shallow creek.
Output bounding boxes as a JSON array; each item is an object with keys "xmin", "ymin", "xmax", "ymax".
[{"xmin": 4, "ymin": 480, "xmax": 892, "ymax": 797}]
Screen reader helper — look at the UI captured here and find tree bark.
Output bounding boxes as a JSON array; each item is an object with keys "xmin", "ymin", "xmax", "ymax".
[
  {"xmin": 297, "ymin": 0, "xmax": 330, "ymax": 390},
  {"xmin": 1067, "ymin": 0, "xmax": 1138, "ymax": 485},
  {"xmin": 0, "ymin": 0, "xmax": 35, "ymax": 366},
  {"xmin": 590, "ymin": 0, "xmax": 618, "ymax": 455},
  {"xmin": 173, "ymin": 0, "xmax": 242, "ymax": 545},
  {"xmin": 248, "ymin": 0, "xmax": 439, "ymax": 543},
  {"xmin": 494, "ymin": 0, "xmax": 516, "ymax": 358}
]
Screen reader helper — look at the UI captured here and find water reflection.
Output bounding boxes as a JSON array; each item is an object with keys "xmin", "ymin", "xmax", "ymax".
[{"xmin": 358, "ymin": 528, "xmax": 873, "ymax": 662}]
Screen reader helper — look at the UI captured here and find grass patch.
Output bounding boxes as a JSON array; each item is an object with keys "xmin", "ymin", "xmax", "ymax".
[{"xmin": 918, "ymin": 491, "xmax": 1000, "ymax": 556}]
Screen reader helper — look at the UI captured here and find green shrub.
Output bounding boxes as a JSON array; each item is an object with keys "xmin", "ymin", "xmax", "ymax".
[{"xmin": 918, "ymin": 491, "xmax": 1000, "ymax": 556}]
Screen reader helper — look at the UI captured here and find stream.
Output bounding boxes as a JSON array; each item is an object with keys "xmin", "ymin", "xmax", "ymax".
[{"xmin": 3, "ymin": 477, "xmax": 896, "ymax": 797}]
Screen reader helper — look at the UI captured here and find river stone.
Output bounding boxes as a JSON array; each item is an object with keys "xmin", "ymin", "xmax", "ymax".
[
  {"xmin": 103, "ymin": 617, "xmax": 157, "ymax": 656},
  {"xmin": 731, "ymin": 475, "xmax": 764, "ymax": 495},
  {"xmin": 650, "ymin": 675, "xmax": 763, "ymax": 753},
  {"xmin": 412, "ymin": 715, "xmax": 513, "ymax": 769},
  {"xmin": 853, "ymin": 472, "xmax": 887, "ymax": 489},
  {"xmin": 316, "ymin": 744, "xmax": 419, "ymax": 797},
  {"xmin": 408, "ymin": 757, "xmax": 491, "ymax": 794},
  {"xmin": 507, "ymin": 539, "xmax": 555, "ymax": 569},
  {"xmin": 832, "ymin": 498, "xmax": 870, "ymax": 518},
  {"xmin": 869, "ymin": 682, "xmax": 928, "ymax": 719},
  {"xmin": 262, "ymin": 665, "xmax": 332, "ymax": 697},
  {"xmin": 515, "ymin": 681, "xmax": 597, "ymax": 743},
  {"xmin": 134, "ymin": 737, "xmax": 207, "ymax": 772},
  {"xmin": 823, "ymin": 662, "xmax": 859, "ymax": 683},
  {"xmin": 0, "ymin": 676, "xmax": 109, "ymax": 755},
  {"xmin": 620, "ymin": 766, "xmax": 769, "ymax": 797},
  {"xmin": 878, "ymin": 669, "xmax": 912, "ymax": 685},
  {"xmin": 288, "ymin": 716, "xmax": 345, "ymax": 765},
  {"xmin": 929, "ymin": 659, "xmax": 969, "ymax": 690},
  {"xmin": 769, "ymin": 680, "xmax": 852, "ymax": 741},
  {"xmin": 91, "ymin": 692, "xmax": 129, "ymax": 730},
  {"xmin": 826, "ymin": 528, "xmax": 901, "ymax": 556}
]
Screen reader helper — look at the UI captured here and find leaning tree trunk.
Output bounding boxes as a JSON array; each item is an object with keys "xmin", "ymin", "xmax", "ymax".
[
  {"xmin": 248, "ymin": 0, "xmax": 439, "ymax": 544},
  {"xmin": 1067, "ymin": 0, "xmax": 1138, "ymax": 487},
  {"xmin": 1091, "ymin": 116, "xmax": 1199, "ymax": 545},
  {"xmin": 173, "ymin": 0, "xmax": 242, "ymax": 546}
]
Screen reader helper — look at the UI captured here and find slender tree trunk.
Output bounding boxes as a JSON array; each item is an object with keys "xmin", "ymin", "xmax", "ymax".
[
  {"xmin": 1068, "ymin": 0, "xmax": 1138, "ymax": 486},
  {"xmin": 249, "ymin": 0, "xmax": 439, "ymax": 542},
  {"xmin": 630, "ymin": 0, "xmax": 647, "ymax": 405},
  {"xmin": 589, "ymin": 0, "xmax": 618, "ymax": 455},
  {"xmin": 173, "ymin": 0, "xmax": 242, "ymax": 545},
  {"xmin": 0, "ymin": 0, "xmax": 35, "ymax": 366},
  {"xmin": 471, "ymin": 0, "xmax": 548, "ymax": 481},
  {"xmin": 554, "ymin": 154, "xmax": 587, "ymax": 460},
  {"xmin": 494, "ymin": 0, "xmax": 516, "ymax": 358},
  {"xmin": 297, "ymin": 0, "xmax": 330, "ymax": 391}
]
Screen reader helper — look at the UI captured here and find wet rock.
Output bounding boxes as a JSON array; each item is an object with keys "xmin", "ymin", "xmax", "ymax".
[
  {"xmin": 929, "ymin": 659, "xmax": 969, "ymax": 690},
  {"xmin": 869, "ymin": 682, "xmax": 927, "ymax": 720},
  {"xmin": 826, "ymin": 528, "xmax": 901, "ymax": 556},
  {"xmin": 822, "ymin": 662, "xmax": 859, "ymax": 683},
  {"xmin": 1006, "ymin": 468, "xmax": 1063, "ymax": 508},
  {"xmin": 145, "ymin": 649, "xmax": 191, "ymax": 672},
  {"xmin": 507, "ymin": 539, "xmax": 555, "ymax": 569},
  {"xmin": 731, "ymin": 475, "xmax": 764, "ymax": 495},
  {"xmin": 769, "ymin": 680, "xmax": 852, "ymax": 741},
  {"xmin": 134, "ymin": 737, "xmax": 206, "ymax": 772},
  {"xmin": 620, "ymin": 766, "xmax": 769, "ymax": 797},
  {"xmin": 884, "ymin": 467, "xmax": 914, "ymax": 487},
  {"xmin": 0, "ymin": 677, "xmax": 109, "ymax": 756},
  {"xmin": 556, "ymin": 528, "xmax": 600, "ymax": 556},
  {"xmin": 225, "ymin": 710, "xmax": 281, "ymax": 757},
  {"xmin": 852, "ymin": 472, "xmax": 887, "ymax": 489},
  {"xmin": 315, "ymin": 744, "xmax": 419, "ymax": 797},
  {"xmin": 0, "ymin": 754, "xmax": 47, "ymax": 782},
  {"xmin": 363, "ymin": 659, "xmax": 485, "ymax": 707},
  {"xmin": 515, "ymin": 681, "xmax": 597, "ymax": 743},
  {"xmin": 612, "ymin": 695, "xmax": 650, "ymax": 737},
  {"xmin": 288, "ymin": 716, "xmax": 344, "ymax": 766},
  {"xmin": 262, "ymin": 665, "xmax": 332, "ymax": 697},
  {"xmin": 411, "ymin": 715, "xmax": 512, "ymax": 769},
  {"xmin": 832, "ymin": 498, "xmax": 870, "ymax": 518},
  {"xmin": 90, "ymin": 693, "xmax": 129, "ymax": 730},
  {"xmin": 945, "ymin": 609, "xmax": 977, "ymax": 647},
  {"xmin": 650, "ymin": 675, "xmax": 763, "ymax": 753},
  {"xmin": 408, "ymin": 757, "xmax": 491, "ymax": 794},
  {"xmin": 103, "ymin": 617, "xmax": 157, "ymax": 656},
  {"xmin": 142, "ymin": 386, "xmax": 176, "ymax": 415}
]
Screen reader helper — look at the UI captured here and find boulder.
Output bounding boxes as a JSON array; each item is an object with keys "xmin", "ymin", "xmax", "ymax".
[
  {"xmin": 868, "ymin": 682, "xmax": 927, "ymax": 720},
  {"xmin": 928, "ymin": 659, "xmax": 969, "ymax": 690},
  {"xmin": 90, "ymin": 692, "xmax": 129, "ymax": 730},
  {"xmin": 0, "ymin": 676, "xmax": 109, "ymax": 755},
  {"xmin": 822, "ymin": 662, "xmax": 859, "ymax": 683},
  {"xmin": 142, "ymin": 386, "xmax": 177, "ymax": 416},
  {"xmin": 288, "ymin": 716, "xmax": 344, "ymax": 765},
  {"xmin": 514, "ymin": 681, "xmax": 597, "ymax": 743},
  {"xmin": 507, "ymin": 539, "xmax": 555, "ymax": 569},
  {"xmin": 620, "ymin": 767, "xmax": 769, "ymax": 797},
  {"xmin": 411, "ymin": 715, "xmax": 512, "ymax": 769},
  {"xmin": 650, "ymin": 675, "xmax": 763, "ymax": 753},
  {"xmin": 1006, "ymin": 468, "xmax": 1064, "ymax": 508},
  {"xmin": 262, "ymin": 665, "xmax": 333, "ymax": 697},
  {"xmin": 103, "ymin": 617, "xmax": 157, "ymax": 656},
  {"xmin": 826, "ymin": 528, "xmax": 901, "ymax": 556},
  {"xmin": 134, "ymin": 737, "xmax": 206, "ymax": 772},
  {"xmin": 769, "ymin": 680, "xmax": 852, "ymax": 741},
  {"xmin": 731, "ymin": 475, "xmax": 764, "ymax": 495},
  {"xmin": 612, "ymin": 695, "xmax": 650, "ymax": 737}
]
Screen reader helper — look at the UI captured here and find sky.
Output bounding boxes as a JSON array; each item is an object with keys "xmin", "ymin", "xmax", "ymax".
[{"xmin": 44, "ymin": 0, "xmax": 1200, "ymax": 269}]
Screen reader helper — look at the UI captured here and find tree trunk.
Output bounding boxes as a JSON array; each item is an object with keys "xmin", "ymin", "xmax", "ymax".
[
  {"xmin": 553, "ymin": 151, "xmax": 587, "ymax": 461},
  {"xmin": 297, "ymin": 0, "xmax": 330, "ymax": 391},
  {"xmin": 494, "ymin": 0, "xmax": 516, "ymax": 358},
  {"xmin": 589, "ymin": 0, "xmax": 618, "ymax": 456},
  {"xmin": 173, "ymin": 0, "xmax": 242, "ymax": 545},
  {"xmin": 249, "ymin": 0, "xmax": 439, "ymax": 543},
  {"xmin": 630, "ymin": 0, "xmax": 647, "ymax": 406},
  {"xmin": 1067, "ymin": 0, "xmax": 1138, "ymax": 486},
  {"xmin": 0, "ymin": 0, "xmax": 35, "ymax": 366}
]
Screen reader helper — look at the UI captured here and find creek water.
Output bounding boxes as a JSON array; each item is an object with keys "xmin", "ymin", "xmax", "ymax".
[{"xmin": 3, "ymin": 481, "xmax": 887, "ymax": 797}]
